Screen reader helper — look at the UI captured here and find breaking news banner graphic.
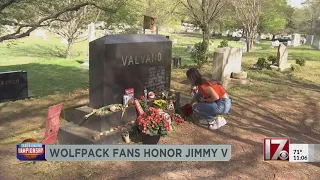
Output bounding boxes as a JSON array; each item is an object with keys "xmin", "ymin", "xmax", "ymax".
[
  {"xmin": 264, "ymin": 138, "xmax": 290, "ymax": 161},
  {"xmin": 16, "ymin": 138, "xmax": 46, "ymax": 161},
  {"xmin": 17, "ymin": 145, "xmax": 231, "ymax": 161}
]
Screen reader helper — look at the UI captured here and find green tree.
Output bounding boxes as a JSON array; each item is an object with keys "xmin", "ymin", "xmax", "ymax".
[{"xmin": 259, "ymin": 0, "xmax": 289, "ymax": 39}]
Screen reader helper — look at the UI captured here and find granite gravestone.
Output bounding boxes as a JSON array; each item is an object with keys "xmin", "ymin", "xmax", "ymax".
[
  {"xmin": 0, "ymin": 71, "xmax": 28, "ymax": 101},
  {"xmin": 89, "ymin": 34, "xmax": 172, "ymax": 109},
  {"xmin": 270, "ymin": 44, "xmax": 290, "ymax": 71}
]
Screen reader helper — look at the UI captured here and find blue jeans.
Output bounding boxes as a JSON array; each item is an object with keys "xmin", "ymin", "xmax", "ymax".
[{"xmin": 193, "ymin": 93, "xmax": 232, "ymax": 121}]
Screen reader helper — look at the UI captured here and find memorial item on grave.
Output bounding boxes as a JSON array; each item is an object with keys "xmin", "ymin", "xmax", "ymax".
[
  {"xmin": 125, "ymin": 88, "xmax": 134, "ymax": 98},
  {"xmin": 92, "ymin": 133, "xmax": 101, "ymax": 140},
  {"xmin": 123, "ymin": 95, "xmax": 130, "ymax": 107},
  {"xmin": 134, "ymin": 99, "xmax": 145, "ymax": 116},
  {"xmin": 109, "ymin": 105, "xmax": 118, "ymax": 112},
  {"xmin": 144, "ymin": 89, "xmax": 148, "ymax": 99},
  {"xmin": 153, "ymin": 99, "xmax": 167, "ymax": 110},
  {"xmin": 182, "ymin": 104, "xmax": 193, "ymax": 117},
  {"xmin": 167, "ymin": 100, "xmax": 175, "ymax": 111},
  {"xmin": 148, "ymin": 91, "xmax": 155, "ymax": 99},
  {"xmin": 170, "ymin": 113, "xmax": 185, "ymax": 124},
  {"xmin": 121, "ymin": 130, "xmax": 131, "ymax": 143},
  {"xmin": 84, "ymin": 104, "xmax": 124, "ymax": 119},
  {"xmin": 191, "ymin": 86, "xmax": 198, "ymax": 97},
  {"xmin": 137, "ymin": 107, "xmax": 171, "ymax": 136}
]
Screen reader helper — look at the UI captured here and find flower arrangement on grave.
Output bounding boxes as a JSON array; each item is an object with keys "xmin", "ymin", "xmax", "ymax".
[{"xmin": 136, "ymin": 90, "xmax": 185, "ymax": 137}]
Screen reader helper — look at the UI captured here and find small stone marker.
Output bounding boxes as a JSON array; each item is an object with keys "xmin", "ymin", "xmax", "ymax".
[
  {"xmin": 270, "ymin": 44, "xmax": 291, "ymax": 71},
  {"xmin": 81, "ymin": 22, "xmax": 96, "ymax": 69}
]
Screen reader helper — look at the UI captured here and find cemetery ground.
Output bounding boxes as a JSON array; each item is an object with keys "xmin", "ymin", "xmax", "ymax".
[{"xmin": 0, "ymin": 33, "xmax": 320, "ymax": 179}]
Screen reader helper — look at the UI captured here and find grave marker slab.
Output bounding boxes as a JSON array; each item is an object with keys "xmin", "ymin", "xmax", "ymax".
[
  {"xmin": 0, "ymin": 71, "xmax": 28, "ymax": 102},
  {"xmin": 89, "ymin": 34, "xmax": 172, "ymax": 109},
  {"xmin": 212, "ymin": 47, "xmax": 242, "ymax": 81}
]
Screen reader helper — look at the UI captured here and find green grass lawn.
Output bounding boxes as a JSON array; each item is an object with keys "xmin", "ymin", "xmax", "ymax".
[{"xmin": 0, "ymin": 32, "xmax": 320, "ymax": 98}]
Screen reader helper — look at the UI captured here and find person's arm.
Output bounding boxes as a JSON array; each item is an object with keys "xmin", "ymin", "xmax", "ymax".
[{"xmin": 199, "ymin": 87, "xmax": 219, "ymax": 103}]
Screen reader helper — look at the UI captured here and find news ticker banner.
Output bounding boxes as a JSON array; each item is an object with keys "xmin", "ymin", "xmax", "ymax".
[{"xmin": 17, "ymin": 144, "xmax": 231, "ymax": 161}]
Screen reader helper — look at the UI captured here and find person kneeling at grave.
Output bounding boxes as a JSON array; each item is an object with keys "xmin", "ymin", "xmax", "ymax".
[{"xmin": 185, "ymin": 68, "xmax": 232, "ymax": 130}]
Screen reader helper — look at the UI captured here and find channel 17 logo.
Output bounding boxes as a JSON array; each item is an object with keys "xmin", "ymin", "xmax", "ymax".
[{"xmin": 264, "ymin": 138, "xmax": 290, "ymax": 161}]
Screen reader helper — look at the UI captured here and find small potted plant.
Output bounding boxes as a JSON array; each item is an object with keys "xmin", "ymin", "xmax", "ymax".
[{"xmin": 121, "ymin": 130, "xmax": 131, "ymax": 144}]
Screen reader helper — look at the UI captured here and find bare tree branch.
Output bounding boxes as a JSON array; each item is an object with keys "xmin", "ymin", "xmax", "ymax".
[{"xmin": 0, "ymin": 0, "xmax": 127, "ymax": 42}]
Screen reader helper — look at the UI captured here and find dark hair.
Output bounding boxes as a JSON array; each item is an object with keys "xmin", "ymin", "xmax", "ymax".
[
  {"xmin": 186, "ymin": 68, "xmax": 222, "ymax": 86},
  {"xmin": 186, "ymin": 68, "xmax": 208, "ymax": 86}
]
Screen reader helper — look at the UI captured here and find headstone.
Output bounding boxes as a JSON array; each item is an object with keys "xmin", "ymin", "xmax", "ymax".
[
  {"xmin": 212, "ymin": 47, "xmax": 242, "ymax": 81},
  {"xmin": 271, "ymin": 40, "xmax": 280, "ymax": 47},
  {"xmin": 271, "ymin": 44, "xmax": 290, "ymax": 71},
  {"xmin": 0, "ymin": 71, "xmax": 28, "ymax": 102},
  {"xmin": 81, "ymin": 23, "xmax": 96, "ymax": 69},
  {"xmin": 306, "ymin": 35, "xmax": 313, "ymax": 45},
  {"xmin": 173, "ymin": 39, "xmax": 178, "ymax": 44},
  {"xmin": 172, "ymin": 56, "xmax": 181, "ymax": 68},
  {"xmin": 34, "ymin": 29, "xmax": 48, "ymax": 40},
  {"xmin": 311, "ymin": 20, "xmax": 320, "ymax": 50},
  {"xmin": 186, "ymin": 45, "xmax": 193, "ymax": 53},
  {"xmin": 61, "ymin": 39, "xmax": 68, "ymax": 44},
  {"xmin": 89, "ymin": 34, "xmax": 172, "ymax": 109},
  {"xmin": 242, "ymin": 42, "xmax": 247, "ymax": 52},
  {"xmin": 292, "ymin": 33, "xmax": 301, "ymax": 46}
]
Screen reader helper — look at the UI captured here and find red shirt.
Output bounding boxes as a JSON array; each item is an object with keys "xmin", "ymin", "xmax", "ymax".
[{"xmin": 198, "ymin": 81, "xmax": 226, "ymax": 99}]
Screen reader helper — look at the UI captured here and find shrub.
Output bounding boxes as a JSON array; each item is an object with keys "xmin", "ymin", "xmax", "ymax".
[
  {"xmin": 218, "ymin": 39, "xmax": 229, "ymax": 48},
  {"xmin": 291, "ymin": 65, "xmax": 298, "ymax": 71},
  {"xmin": 296, "ymin": 58, "xmax": 306, "ymax": 66},
  {"xmin": 267, "ymin": 55, "xmax": 277, "ymax": 65},
  {"xmin": 190, "ymin": 42, "xmax": 208, "ymax": 68},
  {"xmin": 256, "ymin": 57, "xmax": 268, "ymax": 69}
]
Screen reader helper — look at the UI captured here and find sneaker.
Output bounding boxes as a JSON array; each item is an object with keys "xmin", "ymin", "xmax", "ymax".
[
  {"xmin": 209, "ymin": 117, "xmax": 227, "ymax": 130},
  {"xmin": 209, "ymin": 120, "xmax": 219, "ymax": 130},
  {"xmin": 218, "ymin": 117, "xmax": 227, "ymax": 128}
]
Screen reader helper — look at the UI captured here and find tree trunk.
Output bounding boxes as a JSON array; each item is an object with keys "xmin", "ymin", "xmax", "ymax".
[
  {"xmin": 202, "ymin": 23, "xmax": 210, "ymax": 53},
  {"xmin": 272, "ymin": 34, "xmax": 275, "ymax": 41},
  {"xmin": 245, "ymin": 29, "xmax": 254, "ymax": 52},
  {"xmin": 201, "ymin": 0, "xmax": 210, "ymax": 54},
  {"xmin": 156, "ymin": 26, "xmax": 159, "ymax": 34},
  {"xmin": 66, "ymin": 40, "xmax": 73, "ymax": 59}
]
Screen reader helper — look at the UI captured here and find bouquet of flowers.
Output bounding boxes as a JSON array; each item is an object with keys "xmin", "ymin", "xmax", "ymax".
[
  {"xmin": 137, "ymin": 97, "xmax": 185, "ymax": 136},
  {"xmin": 137, "ymin": 107, "xmax": 171, "ymax": 136}
]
